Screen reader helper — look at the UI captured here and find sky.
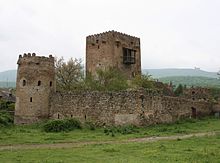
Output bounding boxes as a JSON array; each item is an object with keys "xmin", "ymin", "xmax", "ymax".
[{"xmin": 0, "ymin": 0, "xmax": 219, "ymax": 72}]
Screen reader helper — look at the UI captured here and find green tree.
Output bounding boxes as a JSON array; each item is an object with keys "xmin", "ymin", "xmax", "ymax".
[
  {"xmin": 55, "ymin": 57, "xmax": 84, "ymax": 91},
  {"xmin": 85, "ymin": 68, "xmax": 128, "ymax": 91},
  {"xmin": 131, "ymin": 74, "xmax": 155, "ymax": 89},
  {"xmin": 174, "ymin": 84, "xmax": 183, "ymax": 96}
]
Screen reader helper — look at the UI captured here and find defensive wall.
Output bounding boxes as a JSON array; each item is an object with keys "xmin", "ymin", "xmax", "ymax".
[{"xmin": 49, "ymin": 90, "xmax": 212, "ymax": 126}]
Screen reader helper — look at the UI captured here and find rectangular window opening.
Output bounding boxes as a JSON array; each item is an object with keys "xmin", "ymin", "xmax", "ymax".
[
  {"xmin": 30, "ymin": 97, "xmax": 32, "ymax": 102},
  {"xmin": 123, "ymin": 48, "xmax": 136, "ymax": 64}
]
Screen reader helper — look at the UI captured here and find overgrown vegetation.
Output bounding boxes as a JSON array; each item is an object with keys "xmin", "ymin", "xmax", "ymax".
[
  {"xmin": 55, "ymin": 57, "xmax": 84, "ymax": 91},
  {"xmin": 0, "ymin": 99, "xmax": 14, "ymax": 126},
  {"xmin": 55, "ymin": 57, "xmax": 157, "ymax": 92},
  {"xmin": 174, "ymin": 84, "xmax": 184, "ymax": 96},
  {"xmin": 131, "ymin": 74, "xmax": 155, "ymax": 89},
  {"xmin": 0, "ymin": 111, "xmax": 13, "ymax": 127},
  {"xmin": 104, "ymin": 125, "xmax": 139, "ymax": 137},
  {"xmin": 84, "ymin": 68, "xmax": 129, "ymax": 91},
  {"xmin": 43, "ymin": 118, "xmax": 82, "ymax": 132}
]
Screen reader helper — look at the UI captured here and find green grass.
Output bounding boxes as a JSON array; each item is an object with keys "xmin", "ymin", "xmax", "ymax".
[
  {"xmin": 0, "ymin": 117, "xmax": 219, "ymax": 146},
  {"xmin": 0, "ymin": 134, "xmax": 220, "ymax": 162}
]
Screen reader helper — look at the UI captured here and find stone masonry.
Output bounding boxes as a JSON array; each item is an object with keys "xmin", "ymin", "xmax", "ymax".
[
  {"xmin": 14, "ymin": 53, "xmax": 56, "ymax": 124},
  {"xmin": 49, "ymin": 90, "xmax": 212, "ymax": 126},
  {"xmin": 86, "ymin": 31, "xmax": 141, "ymax": 79}
]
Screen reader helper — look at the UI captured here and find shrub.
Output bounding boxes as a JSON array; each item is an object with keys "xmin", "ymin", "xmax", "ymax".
[
  {"xmin": 104, "ymin": 125, "xmax": 139, "ymax": 136},
  {"xmin": 43, "ymin": 118, "xmax": 82, "ymax": 132},
  {"xmin": 0, "ymin": 111, "xmax": 13, "ymax": 126},
  {"xmin": 84, "ymin": 121, "xmax": 96, "ymax": 130}
]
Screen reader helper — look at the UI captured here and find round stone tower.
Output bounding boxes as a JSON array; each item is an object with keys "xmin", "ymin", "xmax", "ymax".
[{"xmin": 14, "ymin": 53, "xmax": 55, "ymax": 124}]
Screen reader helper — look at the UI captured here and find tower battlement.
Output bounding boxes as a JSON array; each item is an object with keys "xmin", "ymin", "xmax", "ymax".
[
  {"xmin": 17, "ymin": 53, "xmax": 54, "ymax": 66},
  {"xmin": 86, "ymin": 30, "xmax": 139, "ymax": 39}
]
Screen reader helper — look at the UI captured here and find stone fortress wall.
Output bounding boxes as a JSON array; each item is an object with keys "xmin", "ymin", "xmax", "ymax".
[{"xmin": 49, "ymin": 90, "xmax": 212, "ymax": 126}]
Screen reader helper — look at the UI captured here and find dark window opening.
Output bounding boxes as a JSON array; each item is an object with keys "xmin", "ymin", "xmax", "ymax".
[
  {"xmin": 23, "ymin": 80, "xmax": 26, "ymax": 86},
  {"xmin": 98, "ymin": 45, "xmax": 100, "ymax": 49},
  {"xmin": 50, "ymin": 81, "xmax": 53, "ymax": 87},
  {"xmin": 84, "ymin": 115, "xmax": 87, "ymax": 120},
  {"xmin": 102, "ymin": 40, "xmax": 106, "ymax": 44},
  {"xmin": 71, "ymin": 114, "xmax": 73, "ymax": 118},
  {"xmin": 38, "ymin": 81, "xmax": 41, "ymax": 86},
  {"xmin": 116, "ymin": 42, "xmax": 120, "ymax": 48},
  {"xmin": 191, "ymin": 107, "xmax": 197, "ymax": 118},
  {"xmin": 30, "ymin": 97, "xmax": 32, "ymax": 102},
  {"xmin": 192, "ymin": 91, "xmax": 195, "ymax": 95},
  {"xmin": 123, "ymin": 48, "xmax": 136, "ymax": 64},
  {"xmin": 58, "ymin": 114, "xmax": 60, "ymax": 119},
  {"xmin": 92, "ymin": 43, "xmax": 95, "ymax": 46},
  {"xmin": 96, "ymin": 40, "xmax": 99, "ymax": 43}
]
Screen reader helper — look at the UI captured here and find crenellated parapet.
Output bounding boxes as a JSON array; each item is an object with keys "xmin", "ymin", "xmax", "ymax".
[
  {"xmin": 87, "ymin": 30, "xmax": 139, "ymax": 39},
  {"xmin": 86, "ymin": 30, "xmax": 140, "ymax": 47},
  {"xmin": 17, "ymin": 53, "xmax": 54, "ymax": 66}
]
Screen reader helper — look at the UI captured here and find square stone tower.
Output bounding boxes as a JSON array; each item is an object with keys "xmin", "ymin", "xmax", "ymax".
[
  {"xmin": 86, "ymin": 30, "xmax": 141, "ymax": 79},
  {"xmin": 15, "ymin": 53, "xmax": 55, "ymax": 124}
]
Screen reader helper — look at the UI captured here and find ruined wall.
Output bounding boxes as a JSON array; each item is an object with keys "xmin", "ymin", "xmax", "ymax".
[
  {"xmin": 86, "ymin": 31, "xmax": 141, "ymax": 79},
  {"xmin": 49, "ymin": 90, "xmax": 212, "ymax": 126},
  {"xmin": 15, "ymin": 53, "xmax": 56, "ymax": 124},
  {"xmin": 183, "ymin": 87, "xmax": 212, "ymax": 101}
]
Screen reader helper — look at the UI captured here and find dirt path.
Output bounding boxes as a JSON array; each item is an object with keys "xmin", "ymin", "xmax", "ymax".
[{"xmin": 0, "ymin": 132, "xmax": 217, "ymax": 151}]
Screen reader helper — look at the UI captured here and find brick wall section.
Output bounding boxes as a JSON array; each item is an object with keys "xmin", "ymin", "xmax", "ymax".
[{"xmin": 49, "ymin": 90, "xmax": 212, "ymax": 126}]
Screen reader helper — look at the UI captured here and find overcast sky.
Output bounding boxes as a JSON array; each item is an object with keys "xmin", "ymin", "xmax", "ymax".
[{"xmin": 0, "ymin": 0, "xmax": 219, "ymax": 72}]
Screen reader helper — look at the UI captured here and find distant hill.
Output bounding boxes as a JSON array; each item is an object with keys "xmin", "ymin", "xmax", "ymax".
[
  {"xmin": 0, "ymin": 68, "xmax": 219, "ymax": 88},
  {"xmin": 0, "ymin": 70, "xmax": 16, "ymax": 88},
  {"xmin": 0, "ymin": 70, "xmax": 17, "ymax": 82},
  {"xmin": 143, "ymin": 68, "xmax": 218, "ymax": 78},
  {"xmin": 0, "ymin": 81, "xmax": 16, "ymax": 88},
  {"xmin": 159, "ymin": 76, "xmax": 220, "ymax": 88}
]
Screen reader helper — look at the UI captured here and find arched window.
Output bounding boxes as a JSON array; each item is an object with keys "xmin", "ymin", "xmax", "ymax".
[
  {"xmin": 38, "ymin": 81, "xmax": 41, "ymax": 86},
  {"xmin": 22, "ymin": 80, "xmax": 26, "ymax": 86}
]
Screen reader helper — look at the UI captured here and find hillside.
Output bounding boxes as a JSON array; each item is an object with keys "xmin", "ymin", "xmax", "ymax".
[
  {"xmin": 0, "ymin": 70, "xmax": 16, "ymax": 82},
  {"xmin": 0, "ymin": 68, "xmax": 219, "ymax": 88},
  {"xmin": 0, "ymin": 81, "xmax": 16, "ymax": 88},
  {"xmin": 143, "ymin": 68, "xmax": 218, "ymax": 78},
  {"xmin": 0, "ymin": 70, "xmax": 16, "ymax": 88},
  {"xmin": 159, "ymin": 76, "xmax": 220, "ymax": 88}
]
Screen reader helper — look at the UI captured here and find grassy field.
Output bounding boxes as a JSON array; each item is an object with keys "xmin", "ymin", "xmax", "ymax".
[
  {"xmin": 0, "ymin": 117, "xmax": 220, "ymax": 162},
  {"xmin": 0, "ymin": 134, "xmax": 220, "ymax": 162},
  {"xmin": 0, "ymin": 117, "xmax": 220, "ymax": 145}
]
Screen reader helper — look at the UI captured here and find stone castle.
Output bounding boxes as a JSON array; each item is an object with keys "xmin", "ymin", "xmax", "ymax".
[{"xmin": 14, "ymin": 31, "xmax": 215, "ymax": 125}]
